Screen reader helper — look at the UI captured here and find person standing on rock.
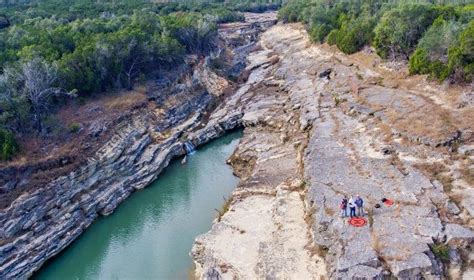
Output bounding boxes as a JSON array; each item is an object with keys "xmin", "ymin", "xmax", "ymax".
[
  {"xmin": 340, "ymin": 196, "xmax": 348, "ymax": 217},
  {"xmin": 348, "ymin": 196, "xmax": 356, "ymax": 218},
  {"xmin": 355, "ymin": 195, "xmax": 364, "ymax": 217}
]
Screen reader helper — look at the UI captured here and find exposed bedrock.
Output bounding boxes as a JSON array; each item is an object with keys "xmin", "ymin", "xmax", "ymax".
[
  {"xmin": 192, "ymin": 24, "xmax": 473, "ymax": 279},
  {"xmin": 0, "ymin": 13, "xmax": 277, "ymax": 279},
  {"xmin": 1, "ymin": 17, "xmax": 472, "ymax": 280}
]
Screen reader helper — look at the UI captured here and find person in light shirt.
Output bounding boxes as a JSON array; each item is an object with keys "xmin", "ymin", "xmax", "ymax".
[{"xmin": 348, "ymin": 196, "xmax": 356, "ymax": 218}]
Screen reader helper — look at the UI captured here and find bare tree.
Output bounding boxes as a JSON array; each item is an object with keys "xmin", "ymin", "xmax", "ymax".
[{"xmin": 20, "ymin": 57, "xmax": 76, "ymax": 132}]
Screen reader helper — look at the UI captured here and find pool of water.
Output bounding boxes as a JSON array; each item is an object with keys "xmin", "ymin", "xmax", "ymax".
[{"xmin": 33, "ymin": 131, "xmax": 242, "ymax": 280}]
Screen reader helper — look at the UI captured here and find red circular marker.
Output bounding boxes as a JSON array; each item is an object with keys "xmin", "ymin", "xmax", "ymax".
[
  {"xmin": 348, "ymin": 217, "xmax": 367, "ymax": 227},
  {"xmin": 383, "ymin": 199, "xmax": 394, "ymax": 206}
]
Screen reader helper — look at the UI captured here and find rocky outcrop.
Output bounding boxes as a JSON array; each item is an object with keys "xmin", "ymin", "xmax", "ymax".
[
  {"xmin": 191, "ymin": 46, "xmax": 326, "ymax": 279},
  {"xmin": 192, "ymin": 23, "xmax": 473, "ymax": 279},
  {"xmin": 0, "ymin": 13, "xmax": 277, "ymax": 279}
]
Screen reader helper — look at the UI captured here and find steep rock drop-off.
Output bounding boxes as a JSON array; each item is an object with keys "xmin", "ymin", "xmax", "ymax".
[
  {"xmin": 0, "ymin": 13, "xmax": 277, "ymax": 279},
  {"xmin": 191, "ymin": 24, "xmax": 473, "ymax": 279}
]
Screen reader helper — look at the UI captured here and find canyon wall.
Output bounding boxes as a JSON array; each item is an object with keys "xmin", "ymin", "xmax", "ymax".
[{"xmin": 0, "ymin": 14, "xmax": 276, "ymax": 279}]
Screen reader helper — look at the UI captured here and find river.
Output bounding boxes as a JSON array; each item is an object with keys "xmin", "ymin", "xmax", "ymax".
[{"xmin": 33, "ymin": 131, "xmax": 242, "ymax": 280}]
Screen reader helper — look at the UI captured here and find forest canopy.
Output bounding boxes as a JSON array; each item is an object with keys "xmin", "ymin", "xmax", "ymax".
[
  {"xmin": 0, "ymin": 0, "xmax": 281, "ymax": 159},
  {"xmin": 278, "ymin": 0, "xmax": 473, "ymax": 82}
]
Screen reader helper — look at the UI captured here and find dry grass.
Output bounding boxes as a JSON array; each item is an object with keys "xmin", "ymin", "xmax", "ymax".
[
  {"xmin": 103, "ymin": 86, "xmax": 147, "ymax": 110},
  {"xmin": 306, "ymin": 243, "xmax": 329, "ymax": 259},
  {"xmin": 389, "ymin": 154, "xmax": 408, "ymax": 176},
  {"xmin": 367, "ymin": 208, "xmax": 374, "ymax": 227},
  {"xmin": 324, "ymin": 207, "xmax": 335, "ymax": 216},
  {"xmin": 216, "ymin": 196, "xmax": 233, "ymax": 222},
  {"xmin": 371, "ymin": 231, "xmax": 382, "ymax": 253},
  {"xmin": 414, "ymin": 162, "xmax": 454, "ymax": 193},
  {"xmin": 395, "ymin": 204, "xmax": 402, "ymax": 218},
  {"xmin": 188, "ymin": 263, "xmax": 197, "ymax": 280},
  {"xmin": 459, "ymin": 160, "xmax": 474, "ymax": 186},
  {"xmin": 385, "ymin": 101, "xmax": 459, "ymax": 145},
  {"xmin": 304, "ymin": 205, "xmax": 316, "ymax": 229},
  {"xmin": 377, "ymin": 123, "xmax": 393, "ymax": 142}
]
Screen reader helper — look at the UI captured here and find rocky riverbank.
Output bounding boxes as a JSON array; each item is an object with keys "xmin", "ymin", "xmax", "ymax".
[
  {"xmin": 191, "ymin": 23, "xmax": 474, "ymax": 279},
  {"xmin": 1, "ymin": 15, "xmax": 472, "ymax": 280},
  {"xmin": 0, "ymin": 13, "xmax": 277, "ymax": 279}
]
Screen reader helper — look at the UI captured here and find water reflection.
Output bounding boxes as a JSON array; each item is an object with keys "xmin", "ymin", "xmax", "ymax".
[{"xmin": 33, "ymin": 131, "xmax": 242, "ymax": 280}]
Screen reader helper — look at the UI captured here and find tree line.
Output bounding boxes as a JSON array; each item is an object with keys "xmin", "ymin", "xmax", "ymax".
[
  {"xmin": 0, "ymin": 0, "xmax": 281, "ymax": 160},
  {"xmin": 278, "ymin": 0, "xmax": 473, "ymax": 82}
]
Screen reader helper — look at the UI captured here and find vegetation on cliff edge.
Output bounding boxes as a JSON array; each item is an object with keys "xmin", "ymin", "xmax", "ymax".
[
  {"xmin": 278, "ymin": 0, "xmax": 473, "ymax": 82},
  {"xmin": 0, "ymin": 0, "xmax": 281, "ymax": 160}
]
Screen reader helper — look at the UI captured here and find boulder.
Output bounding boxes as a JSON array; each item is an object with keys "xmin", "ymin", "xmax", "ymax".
[
  {"xmin": 445, "ymin": 224, "xmax": 474, "ymax": 246},
  {"xmin": 445, "ymin": 200, "xmax": 461, "ymax": 215},
  {"xmin": 346, "ymin": 265, "xmax": 384, "ymax": 279},
  {"xmin": 318, "ymin": 68, "xmax": 332, "ymax": 79}
]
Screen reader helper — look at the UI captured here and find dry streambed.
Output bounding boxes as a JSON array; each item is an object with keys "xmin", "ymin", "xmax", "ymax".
[{"xmin": 191, "ymin": 23, "xmax": 473, "ymax": 279}]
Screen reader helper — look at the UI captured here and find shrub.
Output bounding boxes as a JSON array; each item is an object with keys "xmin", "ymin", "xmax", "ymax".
[
  {"xmin": 68, "ymin": 123, "xmax": 82, "ymax": 133},
  {"xmin": 309, "ymin": 23, "xmax": 331, "ymax": 43},
  {"xmin": 459, "ymin": 4, "xmax": 474, "ymax": 24},
  {"xmin": 410, "ymin": 17, "xmax": 472, "ymax": 81},
  {"xmin": 326, "ymin": 29, "xmax": 339, "ymax": 45},
  {"xmin": 418, "ymin": 17, "xmax": 462, "ymax": 62},
  {"xmin": 429, "ymin": 60, "xmax": 451, "ymax": 81},
  {"xmin": 277, "ymin": 0, "xmax": 306, "ymax": 23},
  {"xmin": 431, "ymin": 243, "xmax": 450, "ymax": 262},
  {"xmin": 409, "ymin": 48, "xmax": 431, "ymax": 75},
  {"xmin": 0, "ymin": 128, "xmax": 19, "ymax": 161},
  {"xmin": 448, "ymin": 20, "xmax": 474, "ymax": 82},
  {"xmin": 374, "ymin": 4, "xmax": 438, "ymax": 59},
  {"xmin": 334, "ymin": 16, "xmax": 374, "ymax": 54}
]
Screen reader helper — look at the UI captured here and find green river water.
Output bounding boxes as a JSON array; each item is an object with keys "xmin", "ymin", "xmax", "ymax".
[{"xmin": 33, "ymin": 131, "xmax": 242, "ymax": 280}]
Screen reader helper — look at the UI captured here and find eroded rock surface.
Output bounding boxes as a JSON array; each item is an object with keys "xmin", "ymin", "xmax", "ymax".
[
  {"xmin": 192, "ymin": 23, "xmax": 473, "ymax": 279},
  {"xmin": 191, "ymin": 53, "xmax": 327, "ymax": 279},
  {"xmin": 0, "ymin": 13, "xmax": 277, "ymax": 279}
]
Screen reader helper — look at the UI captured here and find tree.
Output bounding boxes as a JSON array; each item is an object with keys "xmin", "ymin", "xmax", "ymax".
[
  {"xmin": 408, "ymin": 17, "xmax": 463, "ymax": 80},
  {"xmin": 333, "ymin": 15, "xmax": 375, "ymax": 54},
  {"xmin": 19, "ymin": 57, "xmax": 76, "ymax": 132},
  {"xmin": 448, "ymin": 20, "xmax": 474, "ymax": 82},
  {"xmin": 373, "ymin": 4, "xmax": 438, "ymax": 59},
  {"xmin": 0, "ymin": 128, "xmax": 19, "ymax": 160},
  {"xmin": 0, "ymin": 68, "xmax": 29, "ymax": 132},
  {"xmin": 417, "ymin": 17, "xmax": 462, "ymax": 62}
]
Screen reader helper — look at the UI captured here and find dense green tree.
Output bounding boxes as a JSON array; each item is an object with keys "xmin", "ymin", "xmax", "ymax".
[
  {"xmin": 409, "ymin": 17, "xmax": 463, "ymax": 80},
  {"xmin": 280, "ymin": 0, "xmax": 472, "ymax": 82},
  {"xmin": 448, "ymin": 20, "xmax": 474, "ymax": 81},
  {"xmin": 0, "ymin": 128, "xmax": 18, "ymax": 160},
  {"xmin": 331, "ymin": 15, "xmax": 375, "ymax": 54},
  {"xmin": 0, "ymin": 67, "xmax": 30, "ymax": 131},
  {"xmin": 0, "ymin": 0, "xmax": 281, "ymax": 146},
  {"xmin": 373, "ymin": 4, "xmax": 438, "ymax": 59}
]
